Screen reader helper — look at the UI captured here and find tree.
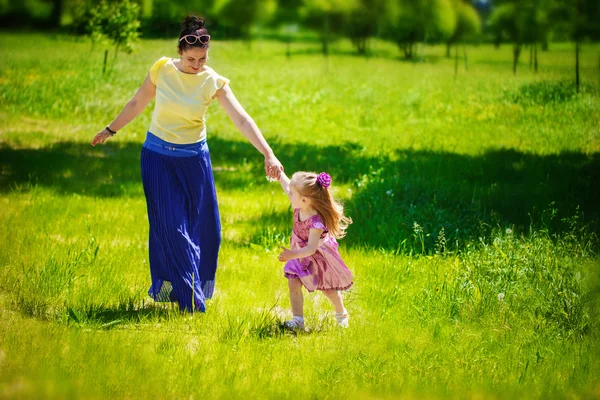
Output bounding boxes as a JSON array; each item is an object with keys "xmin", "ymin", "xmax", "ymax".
[
  {"xmin": 444, "ymin": 0, "xmax": 481, "ymax": 77},
  {"xmin": 88, "ymin": 0, "xmax": 141, "ymax": 74},
  {"xmin": 446, "ymin": 0, "xmax": 481, "ymax": 60},
  {"xmin": 139, "ymin": 0, "xmax": 216, "ymax": 38},
  {"xmin": 553, "ymin": 0, "xmax": 600, "ymax": 91},
  {"xmin": 489, "ymin": 1, "xmax": 524, "ymax": 75},
  {"xmin": 214, "ymin": 0, "xmax": 277, "ymax": 42},
  {"xmin": 301, "ymin": 0, "xmax": 359, "ymax": 56},
  {"xmin": 270, "ymin": 0, "xmax": 304, "ymax": 57},
  {"xmin": 490, "ymin": 0, "xmax": 558, "ymax": 75},
  {"xmin": 344, "ymin": 0, "xmax": 389, "ymax": 55},
  {"xmin": 523, "ymin": 0, "xmax": 554, "ymax": 73},
  {"xmin": 382, "ymin": 0, "xmax": 456, "ymax": 59}
]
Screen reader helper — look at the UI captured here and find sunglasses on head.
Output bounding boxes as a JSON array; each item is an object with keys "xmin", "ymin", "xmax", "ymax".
[{"xmin": 179, "ymin": 34, "xmax": 211, "ymax": 45}]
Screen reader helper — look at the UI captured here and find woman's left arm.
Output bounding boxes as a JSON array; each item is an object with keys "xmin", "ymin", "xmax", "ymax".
[{"xmin": 216, "ymin": 85, "xmax": 283, "ymax": 179}]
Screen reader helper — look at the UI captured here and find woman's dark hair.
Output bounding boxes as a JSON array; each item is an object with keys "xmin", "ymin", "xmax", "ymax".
[{"xmin": 178, "ymin": 15, "xmax": 210, "ymax": 51}]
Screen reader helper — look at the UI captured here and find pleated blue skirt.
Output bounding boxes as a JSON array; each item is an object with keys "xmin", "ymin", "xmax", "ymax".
[{"xmin": 141, "ymin": 132, "xmax": 221, "ymax": 312}]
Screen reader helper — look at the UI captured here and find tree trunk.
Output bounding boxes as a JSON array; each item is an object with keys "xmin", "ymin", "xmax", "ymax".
[
  {"xmin": 513, "ymin": 44, "xmax": 521, "ymax": 76},
  {"xmin": 286, "ymin": 40, "xmax": 291, "ymax": 58},
  {"xmin": 575, "ymin": 41, "xmax": 580, "ymax": 92},
  {"xmin": 402, "ymin": 43, "xmax": 413, "ymax": 59},
  {"xmin": 542, "ymin": 40, "xmax": 548, "ymax": 51},
  {"xmin": 454, "ymin": 43, "xmax": 459, "ymax": 78},
  {"xmin": 463, "ymin": 45, "xmax": 468, "ymax": 71},
  {"xmin": 102, "ymin": 49, "xmax": 108, "ymax": 74},
  {"xmin": 322, "ymin": 15, "xmax": 329, "ymax": 56},
  {"xmin": 446, "ymin": 42, "xmax": 451, "ymax": 58},
  {"xmin": 529, "ymin": 45, "xmax": 533, "ymax": 69},
  {"xmin": 534, "ymin": 43, "xmax": 538, "ymax": 73},
  {"xmin": 113, "ymin": 42, "xmax": 120, "ymax": 62},
  {"xmin": 355, "ymin": 38, "xmax": 367, "ymax": 55},
  {"xmin": 50, "ymin": 0, "xmax": 63, "ymax": 29}
]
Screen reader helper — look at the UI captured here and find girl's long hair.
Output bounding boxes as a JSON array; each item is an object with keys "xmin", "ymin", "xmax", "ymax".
[{"xmin": 291, "ymin": 171, "xmax": 352, "ymax": 239}]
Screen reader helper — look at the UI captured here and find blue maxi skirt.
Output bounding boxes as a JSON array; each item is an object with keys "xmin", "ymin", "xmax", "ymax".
[{"xmin": 141, "ymin": 132, "xmax": 221, "ymax": 312}]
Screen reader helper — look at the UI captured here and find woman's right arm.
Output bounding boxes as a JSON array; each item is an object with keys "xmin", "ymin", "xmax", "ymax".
[{"xmin": 91, "ymin": 74, "xmax": 156, "ymax": 146}]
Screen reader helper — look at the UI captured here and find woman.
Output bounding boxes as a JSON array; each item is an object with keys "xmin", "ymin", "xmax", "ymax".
[{"xmin": 91, "ymin": 15, "xmax": 283, "ymax": 312}]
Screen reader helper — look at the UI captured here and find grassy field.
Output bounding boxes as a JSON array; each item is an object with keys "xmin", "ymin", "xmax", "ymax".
[{"xmin": 0, "ymin": 33, "xmax": 599, "ymax": 399}]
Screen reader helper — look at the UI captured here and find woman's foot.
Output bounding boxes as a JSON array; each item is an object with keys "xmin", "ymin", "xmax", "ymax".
[
  {"xmin": 334, "ymin": 311, "xmax": 349, "ymax": 328},
  {"xmin": 283, "ymin": 316, "xmax": 305, "ymax": 330}
]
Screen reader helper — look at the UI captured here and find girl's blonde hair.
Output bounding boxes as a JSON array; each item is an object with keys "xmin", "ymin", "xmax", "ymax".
[{"xmin": 291, "ymin": 171, "xmax": 352, "ymax": 239}]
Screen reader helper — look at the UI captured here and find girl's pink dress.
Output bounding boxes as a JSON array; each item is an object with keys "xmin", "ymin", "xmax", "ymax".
[{"xmin": 283, "ymin": 209, "xmax": 353, "ymax": 292}]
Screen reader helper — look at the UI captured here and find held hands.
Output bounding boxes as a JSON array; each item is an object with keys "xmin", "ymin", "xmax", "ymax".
[
  {"xmin": 91, "ymin": 128, "xmax": 113, "ymax": 146},
  {"xmin": 264, "ymin": 154, "xmax": 283, "ymax": 181},
  {"xmin": 278, "ymin": 246, "xmax": 294, "ymax": 262}
]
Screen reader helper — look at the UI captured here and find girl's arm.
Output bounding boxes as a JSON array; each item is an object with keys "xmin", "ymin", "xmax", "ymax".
[
  {"xmin": 215, "ymin": 84, "xmax": 283, "ymax": 179},
  {"xmin": 278, "ymin": 171, "xmax": 292, "ymax": 202},
  {"xmin": 278, "ymin": 228, "xmax": 323, "ymax": 262},
  {"xmin": 91, "ymin": 74, "xmax": 156, "ymax": 146}
]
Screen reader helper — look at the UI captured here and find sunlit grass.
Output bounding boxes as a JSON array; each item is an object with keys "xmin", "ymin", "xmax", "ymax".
[{"xmin": 0, "ymin": 34, "xmax": 599, "ymax": 398}]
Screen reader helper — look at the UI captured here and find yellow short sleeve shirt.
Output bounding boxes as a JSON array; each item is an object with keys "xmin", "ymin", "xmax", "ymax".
[{"xmin": 148, "ymin": 57, "xmax": 229, "ymax": 144}]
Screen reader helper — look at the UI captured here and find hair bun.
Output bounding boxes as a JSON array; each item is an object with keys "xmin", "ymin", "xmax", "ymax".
[{"xmin": 182, "ymin": 15, "xmax": 204, "ymax": 31}]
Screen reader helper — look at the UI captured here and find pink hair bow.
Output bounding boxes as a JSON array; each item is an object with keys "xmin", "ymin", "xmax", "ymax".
[{"xmin": 316, "ymin": 172, "xmax": 332, "ymax": 188}]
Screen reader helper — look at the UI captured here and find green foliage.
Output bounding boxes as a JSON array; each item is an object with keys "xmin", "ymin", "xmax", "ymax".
[
  {"xmin": 344, "ymin": 0, "xmax": 388, "ymax": 54},
  {"xmin": 0, "ymin": 0, "xmax": 54, "ymax": 28},
  {"xmin": 449, "ymin": 0, "xmax": 481, "ymax": 43},
  {"xmin": 300, "ymin": 0, "xmax": 359, "ymax": 54},
  {"xmin": 489, "ymin": 2, "xmax": 520, "ymax": 43},
  {"xmin": 382, "ymin": 0, "xmax": 457, "ymax": 58},
  {"xmin": 88, "ymin": 0, "xmax": 141, "ymax": 54},
  {"xmin": 505, "ymin": 80, "xmax": 597, "ymax": 105},
  {"xmin": 215, "ymin": 0, "xmax": 277, "ymax": 39},
  {"xmin": 272, "ymin": 0, "xmax": 303, "ymax": 25},
  {"xmin": 552, "ymin": 0, "xmax": 600, "ymax": 42}
]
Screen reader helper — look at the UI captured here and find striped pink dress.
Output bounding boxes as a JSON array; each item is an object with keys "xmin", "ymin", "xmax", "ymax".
[{"xmin": 283, "ymin": 209, "xmax": 353, "ymax": 292}]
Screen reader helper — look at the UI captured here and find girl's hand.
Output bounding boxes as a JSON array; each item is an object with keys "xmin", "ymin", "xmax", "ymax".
[
  {"xmin": 264, "ymin": 154, "xmax": 283, "ymax": 180},
  {"xmin": 91, "ymin": 128, "xmax": 113, "ymax": 146},
  {"xmin": 278, "ymin": 246, "xmax": 293, "ymax": 262}
]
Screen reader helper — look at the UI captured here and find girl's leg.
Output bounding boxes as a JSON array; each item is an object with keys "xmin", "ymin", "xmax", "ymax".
[
  {"xmin": 288, "ymin": 278, "xmax": 304, "ymax": 317},
  {"xmin": 322, "ymin": 290, "xmax": 346, "ymax": 314},
  {"xmin": 323, "ymin": 290, "xmax": 349, "ymax": 328}
]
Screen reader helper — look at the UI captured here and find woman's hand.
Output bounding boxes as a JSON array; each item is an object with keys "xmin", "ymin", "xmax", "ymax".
[
  {"xmin": 91, "ymin": 128, "xmax": 113, "ymax": 146},
  {"xmin": 278, "ymin": 246, "xmax": 294, "ymax": 262},
  {"xmin": 264, "ymin": 153, "xmax": 283, "ymax": 180}
]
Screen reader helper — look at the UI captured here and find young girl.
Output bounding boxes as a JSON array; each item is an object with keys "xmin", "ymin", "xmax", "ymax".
[{"xmin": 276, "ymin": 171, "xmax": 353, "ymax": 329}]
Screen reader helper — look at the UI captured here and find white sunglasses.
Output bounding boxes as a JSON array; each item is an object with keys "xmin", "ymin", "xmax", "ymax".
[{"xmin": 179, "ymin": 34, "xmax": 211, "ymax": 45}]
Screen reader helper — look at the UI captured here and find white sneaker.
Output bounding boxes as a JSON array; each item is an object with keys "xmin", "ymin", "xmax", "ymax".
[
  {"xmin": 284, "ymin": 317, "xmax": 305, "ymax": 330},
  {"xmin": 335, "ymin": 312, "xmax": 349, "ymax": 328}
]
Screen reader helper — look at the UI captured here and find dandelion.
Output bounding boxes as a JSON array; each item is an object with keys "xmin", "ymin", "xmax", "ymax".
[
  {"xmin": 506, "ymin": 228, "xmax": 513, "ymax": 235},
  {"xmin": 498, "ymin": 293, "xmax": 505, "ymax": 301}
]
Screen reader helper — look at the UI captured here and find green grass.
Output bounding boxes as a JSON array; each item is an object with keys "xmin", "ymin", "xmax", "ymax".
[{"xmin": 0, "ymin": 33, "xmax": 599, "ymax": 399}]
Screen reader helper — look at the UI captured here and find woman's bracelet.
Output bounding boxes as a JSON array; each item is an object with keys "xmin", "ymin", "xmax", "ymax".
[{"xmin": 105, "ymin": 126, "xmax": 117, "ymax": 136}]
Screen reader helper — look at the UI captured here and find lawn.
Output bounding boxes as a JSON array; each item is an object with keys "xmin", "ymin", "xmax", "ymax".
[{"xmin": 0, "ymin": 33, "xmax": 599, "ymax": 399}]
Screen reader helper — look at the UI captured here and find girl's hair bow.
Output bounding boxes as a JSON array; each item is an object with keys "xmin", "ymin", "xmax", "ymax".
[{"xmin": 316, "ymin": 172, "xmax": 332, "ymax": 188}]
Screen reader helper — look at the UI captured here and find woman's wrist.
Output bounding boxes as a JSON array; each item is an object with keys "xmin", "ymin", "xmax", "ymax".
[
  {"xmin": 261, "ymin": 147, "xmax": 274, "ymax": 158},
  {"xmin": 105, "ymin": 125, "xmax": 117, "ymax": 136}
]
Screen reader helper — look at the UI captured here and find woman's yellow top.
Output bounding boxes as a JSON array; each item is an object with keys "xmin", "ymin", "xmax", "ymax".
[{"xmin": 148, "ymin": 57, "xmax": 229, "ymax": 144}]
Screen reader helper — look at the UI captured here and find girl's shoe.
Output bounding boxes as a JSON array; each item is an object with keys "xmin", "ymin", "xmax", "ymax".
[
  {"xmin": 284, "ymin": 316, "xmax": 305, "ymax": 330},
  {"xmin": 334, "ymin": 312, "xmax": 349, "ymax": 328}
]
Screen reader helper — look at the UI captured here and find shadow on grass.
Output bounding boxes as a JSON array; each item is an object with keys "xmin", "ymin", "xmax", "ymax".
[
  {"xmin": 1, "ymin": 136, "xmax": 598, "ymax": 251},
  {"xmin": 66, "ymin": 302, "xmax": 180, "ymax": 328}
]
